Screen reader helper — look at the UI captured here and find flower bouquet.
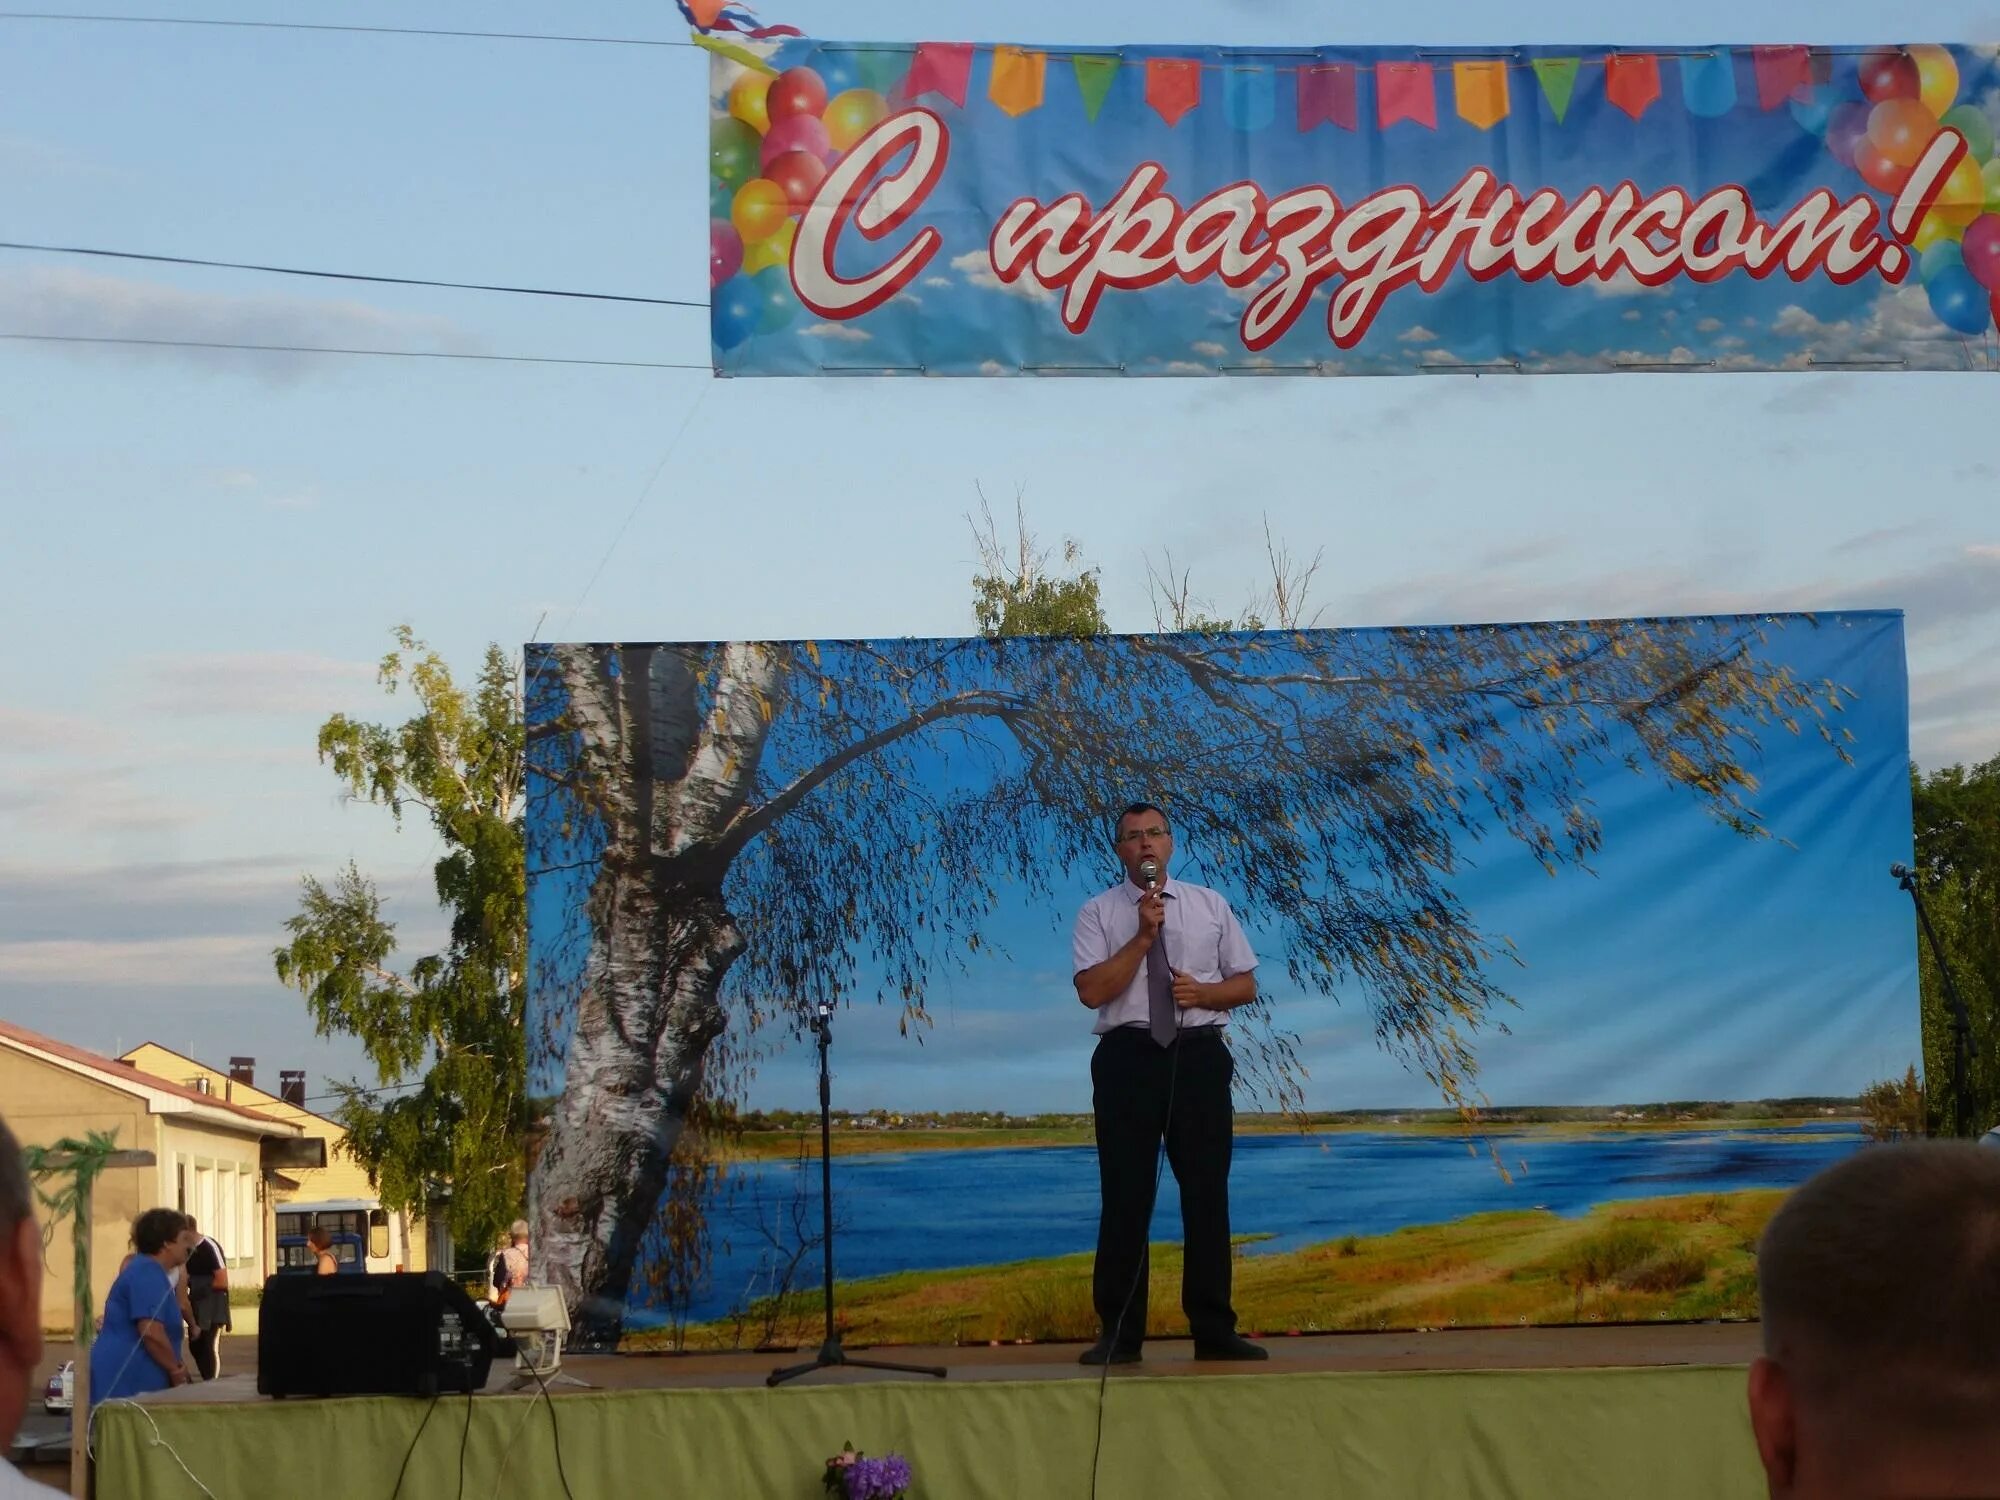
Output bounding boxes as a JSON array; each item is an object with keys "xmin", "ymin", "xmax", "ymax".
[{"xmin": 824, "ymin": 1442, "xmax": 912, "ymax": 1499}]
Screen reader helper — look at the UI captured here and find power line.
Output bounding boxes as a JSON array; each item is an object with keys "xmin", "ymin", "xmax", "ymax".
[
  {"xmin": 0, "ymin": 330, "xmax": 712, "ymax": 369},
  {"xmin": 0, "ymin": 11, "xmax": 707, "ymax": 49},
  {"xmin": 0, "ymin": 240, "xmax": 706, "ymax": 308}
]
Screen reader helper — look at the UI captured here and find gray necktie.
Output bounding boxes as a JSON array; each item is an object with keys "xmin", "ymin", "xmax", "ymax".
[{"xmin": 1145, "ymin": 899, "xmax": 1176, "ymax": 1047}]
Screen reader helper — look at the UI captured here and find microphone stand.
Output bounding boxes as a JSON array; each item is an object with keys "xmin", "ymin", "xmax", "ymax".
[
  {"xmin": 1892, "ymin": 862, "xmax": 1978, "ymax": 1138},
  {"xmin": 767, "ymin": 1002, "xmax": 947, "ymax": 1387}
]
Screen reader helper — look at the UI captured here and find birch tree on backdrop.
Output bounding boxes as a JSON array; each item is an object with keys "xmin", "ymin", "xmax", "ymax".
[{"xmin": 526, "ymin": 611, "xmax": 1857, "ymax": 1340}]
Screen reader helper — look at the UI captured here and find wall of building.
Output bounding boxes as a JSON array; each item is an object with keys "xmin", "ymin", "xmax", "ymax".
[
  {"xmin": 1, "ymin": 1047, "xmax": 158, "ymax": 1334},
  {"xmin": 121, "ymin": 1045, "xmax": 429, "ymax": 1273}
]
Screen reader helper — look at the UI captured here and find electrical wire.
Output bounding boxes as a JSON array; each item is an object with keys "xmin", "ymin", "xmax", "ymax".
[
  {"xmin": 0, "ymin": 11, "xmax": 706, "ymax": 49},
  {"xmin": 528, "ymin": 1361, "xmax": 580, "ymax": 1500},
  {"xmin": 388, "ymin": 1393, "xmax": 441, "ymax": 1500},
  {"xmin": 0, "ymin": 331, "xmax": 710, "ymax": 369},
  {"xmin": 0, "ymin": 240, "xmax": 706, "ymax": 307},
  {"xmin": 455, "ymin": 1391, "xmax": 475, "ymax": 1500}
]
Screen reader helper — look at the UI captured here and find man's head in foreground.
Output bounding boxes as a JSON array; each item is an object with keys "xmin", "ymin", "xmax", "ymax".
[
  {"xmin": 1751, "ymin": 1140, "xmax": 2000, "ymax": 1499},
  {"xmin": 0, "ymin": 1114, "xmax": 43, "ymax": 1450}
]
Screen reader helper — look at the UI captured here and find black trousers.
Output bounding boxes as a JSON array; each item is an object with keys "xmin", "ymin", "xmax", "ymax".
[
  {"xmin": 1090, "ymin": 1025, "xmax": 1237, "ymax": 1348},
  {"xmin": 189, "ymin": 1322, "xmax": 221, "ymax": 1380}
]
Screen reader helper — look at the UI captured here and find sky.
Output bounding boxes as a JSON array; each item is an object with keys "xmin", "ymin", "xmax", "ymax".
[{"xmin": 2, "ymin": 0, "xmax": 1996, "ymax": 1114}]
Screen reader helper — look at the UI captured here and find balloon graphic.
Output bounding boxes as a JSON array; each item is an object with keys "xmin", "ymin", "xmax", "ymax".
[
  {"xmin": 711, "ymin": 176, "xmax": 736, "ymax": 219},
  {"xmin": 1857, "ymin": 50, "xmax": 1920, "ymax": 103},
  {"xmin": 1934, "ymin": 152, "xmax": 1987, "ymax": 229},
  {"xmin": 1919, "ymin": 238, "xmax": 1964, "ymax": 284},
  {"xmin": 768, "ymin": 67, "xmax": 829, "ymax": 124},
  {"xmin": 763, "ymin": 149, "xmax": 828, "ymax": 213},
  {"xmin": 728, "ymin": 72, "xmax": 773, "ymax": 136},
  {"xmin": 711, "ymin": 116, "xmax": 762, "ymax": 189},
  {"xmin": 1941, "ymin": 105, "xmax": 1995, "ymax": 164},
  {"xmin": 814, "ymin": 53, "xmax": 861, "ymax": 98},
  {"xmin": 824, "ymin": 88, "xmax": 891, "ymax": 152},
  {"xmin": 1826, "ymin": 101, "xmax": 1871, "ymax": 168},
  {"xmin": 1854, "ymin": 139, "xmax": 1912, "ymax": 194},
  {"xmin": 761, "ymin": 114, "xmax": 834, "ymax": 169},
  {"xmin": 1924, "ymin": 260, "xmax": 1991, "ymax": 334},
  {"xmin": 1960, "ymin": 214, "xmax": 2000, "ymax": 292},
  {"xmin": 752, "ymin": 266, "xmax": 796, "ymax": 334},
  {"xmin": 713, "ymin": 274, "xmax": 762, "ymax": 349},
  {"xmin": 855, "ymin": 48, "xmax": 907, "ymax": 97},
  {"xmin": 742, "ymin": 218, "xmax": 796, "ymax": 276},
  {"xmin": 1867, "ymin": 98, "xmax": 1939, "ymax": 168},
  {"xmin": 730, "ymin": 177, "xmax": 791, "ymax": 243},
  {"xmin": 1986, "ymin": 159, "xmax": 2000, "ymax": 213},
  {"xmin": 710, "ymin": 219, "xmax": 743, "ymax": 289},
  {"xmin": 1907, "ymin": 44, "xmax": 1959, "ymax": 119},
  {"xmin": 1912, "ymin": 211, "xmax": 1965, "ymax": 255}
]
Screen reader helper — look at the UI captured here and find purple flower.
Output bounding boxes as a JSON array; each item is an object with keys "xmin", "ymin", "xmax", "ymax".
[{"xmin": 843, "ymin": 1453, "xmax": 912, "ymax": 1499}]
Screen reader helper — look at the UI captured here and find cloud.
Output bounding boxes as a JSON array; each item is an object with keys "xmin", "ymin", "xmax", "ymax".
[
  {"xmin": 1696, "ymin": 317, "xmax": 1724, "ymax": 333},
  {"xmin": 1832, "ymin": 522, "xmax": 1929, "ymax": 555},
  {"xmin": 949, "ymin": 250, "xmax": 1054, "ymax": 302},
  {"xmin": 922, "ymin": 277, "xmax": 952, "ymax": 289},
  {"xmin": 132, "ymin": 652, "xmax": 376, "ymax": 717},
  {"xmin": 977, "ymin": 359, "xmax": 1009, "ymax": 375},
  {"xmin": 1771, "ymin": 285, "xmax": 1973, "ymax": 371},
  {"xmin": 1398, "ymin": 326, "xmax": 1439, "ymax": 344},
  {"xmin": 802, "ymin": 322, "xmax": 873, "ymax": 342},
  {"xmin": 1716, "ymin": 335, "xmax": 1746, "ymax": 349},
  {"xmin": 0, "ymin": 266, "xmax": 477, "ymax": 382},
  {"xmin": 1586, "ymin": 268, "xmax": 1671, "ymax": 298},
  {"xmin": 0, "ymin": 706, "xmax": 127, "ymax": 758},
  {"xmin": 0, "ymin": 935, "xmax": 278, "ymax": 986},
  {"xmin": 1163, "ymin": 360, "xmax": 1212, "ymax": 374},
  {"xmin": 0, "ymin": 763, "xmax": 206, "ymax": 837},
  {"xmin": 1622, "ymin": 309, "xmax": 1643, "ymax": 322},
  {"xmin": 1191, "ymin": 340, "xmax": 1230, "ymax": 357}
]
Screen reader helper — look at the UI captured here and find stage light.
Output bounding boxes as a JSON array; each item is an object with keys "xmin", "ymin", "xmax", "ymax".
[{"xmin": 500, "ymin": 1287, "xmax": 571, "ymax": 1381}]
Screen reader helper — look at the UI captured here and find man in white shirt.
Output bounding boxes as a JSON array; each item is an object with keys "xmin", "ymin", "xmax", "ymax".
[
  {"xmin": 0, "ymin": 1113, "xmax": 48, "ymax": 1496},
  {"xmin": 1071, "ymin": 802, "xmax": 1266, "ymax": 1365}
]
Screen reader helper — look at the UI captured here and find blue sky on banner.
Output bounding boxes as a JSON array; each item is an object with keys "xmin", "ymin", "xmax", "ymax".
[
  {"xmin": 2, "ymin": 0, "xmax": 1995, "ymax": 1106},
  {"xmin": 525, "ymin": 615, "xmax": 1916, "ymax": 1112},
  {"xmin": 711, "ymin": 40, "xmax": 2000, "ymax": 376}
]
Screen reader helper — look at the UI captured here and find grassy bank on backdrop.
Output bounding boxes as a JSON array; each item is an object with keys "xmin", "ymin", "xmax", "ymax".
[{"xmin": 628, "ymin": 1187, "xmax": 1782, "ymax": 1352}]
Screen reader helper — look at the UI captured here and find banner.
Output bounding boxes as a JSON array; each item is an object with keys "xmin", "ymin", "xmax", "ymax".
[
  {"xmin": 526, "ymin": 612, "xmax": 1916, "ymax": 1345},
  {"xmin": 706, "ymin": 41, "xmax": 2000, "ymax": 375}
]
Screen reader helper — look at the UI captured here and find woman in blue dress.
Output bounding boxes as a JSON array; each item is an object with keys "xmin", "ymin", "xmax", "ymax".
[{"xmin": 89, "ymin": 1208, "xmax": 192, "ymax": 1405}]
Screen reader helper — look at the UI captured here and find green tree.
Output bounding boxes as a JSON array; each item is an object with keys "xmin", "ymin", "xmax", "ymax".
[
  {"xmin": 968, "ymin": 489, "xmax": 1106, "ymax": 638},
  {"xmin": 1909, "ymin": 752, "xmax": 2000, "ymax": 1136},
  {"xmin": 274, "ymin": 627, "xmax": 529, "ymax": 1253}
]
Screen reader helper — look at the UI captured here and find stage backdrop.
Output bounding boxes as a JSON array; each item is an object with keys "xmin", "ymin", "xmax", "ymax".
[
  {"xmin": 706, "ymin": 41, "xmax": 2000, "ymax": 376},
  {"xmin": 526, "ymin": 612, "xmax": 1916, "ymax": 1347}
]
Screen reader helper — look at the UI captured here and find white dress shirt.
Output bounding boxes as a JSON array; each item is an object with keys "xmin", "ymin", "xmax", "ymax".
[{"xmin": 1072, "ymin": 875, "xmax": 1258, "ymax": 1035}]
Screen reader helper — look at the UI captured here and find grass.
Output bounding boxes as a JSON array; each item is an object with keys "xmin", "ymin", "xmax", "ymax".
[{"xmin": 629, "ymin": 1188, "xmax": 1786, "ymax": 1352}]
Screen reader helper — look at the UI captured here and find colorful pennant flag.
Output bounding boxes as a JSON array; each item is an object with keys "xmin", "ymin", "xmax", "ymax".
[
  {"xmin": 1297, "ymin": 62, "xmax": 1358, "ymax": 131},
  {"xmin": 1679, "ymin": 52, "xmax": 1737, "ymax": 118},
  {"xmin": 989, "ymin": 46, "xmax": 1046, "ymax": 117},
  {"xmin": 1604, "ymin": 53, "xmax": 1661, "ymax": 120},
  {"xmin": 1376, "ymin": 61, "xmax": 1437, "ymax": 129},
  {"xmin": 1453, "ymin": 59, "xmax": 1510, "ymax": 130},
  {"xmin": 1531, "ymin": 57, "xmax": 1580, "ymax": 123},
  {"xmin": 1146, "ymin": 59, "xmax": 1202, "ymax": 127},
  {"xmin": 1224, "ymin": 67, "xmax": 1276, "ymax": 132},
  {"xmin": 675, "ymin": 0, "xmax": 800, "ymax": 38},
  {"xmin": 902, "ymin": 42, "xmax": 974, "ymax": 108},
  {"xmin": 1753, "ymin": 45, "xmax": 1813, "ymax": 110},
  {"xmin": 1072, "ymin": 54, "xmax": 1120, "ymax": 122}
]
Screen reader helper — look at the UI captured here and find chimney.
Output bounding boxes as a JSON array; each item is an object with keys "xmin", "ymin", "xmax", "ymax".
[
  {"xmin": 229, "ymin": 1056, "xmax": 256, "ymax": 1089},
  {"xmin": 279, "ymin": 1070, "xmax": 306, "ymax": 1107},
  {"xmin": 189, "ymin": 1076, "xmax": 211, "ymax": 1095}
]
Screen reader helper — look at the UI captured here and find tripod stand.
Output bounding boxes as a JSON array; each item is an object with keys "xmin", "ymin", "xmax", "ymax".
[
  {"xmin": 767, "ymin": 1003, "xmax": 947, "ymax": 1387},
  {"xmin": 1892, "ymin": 862, "xmax": 1981, "ymax": 1138}
]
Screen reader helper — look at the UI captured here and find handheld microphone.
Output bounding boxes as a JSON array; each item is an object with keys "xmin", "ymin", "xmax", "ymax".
[{"xmin": 1137, "ymin": 858, "xmax": 1159, "ymax": 891}]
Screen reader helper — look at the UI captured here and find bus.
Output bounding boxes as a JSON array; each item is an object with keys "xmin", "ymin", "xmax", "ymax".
[{"xmin": 274, "ymin": 1199, "xmax": 408, "ymax": 1275}]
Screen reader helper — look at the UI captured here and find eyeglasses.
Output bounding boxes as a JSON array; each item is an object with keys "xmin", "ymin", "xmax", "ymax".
[{"xmin": 1115, "ymin": 825, "xmax": 1169, "ymax": 844}]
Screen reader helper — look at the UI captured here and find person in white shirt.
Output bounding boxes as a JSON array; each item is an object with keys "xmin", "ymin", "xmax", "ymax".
[
  {"xmin": 1071, "ymin": 802, "xmax": 1266, "ymax": 1365},
  {"xmin": 0, "ymin": 1113, "xmax": 48, "ymax": 1497}
]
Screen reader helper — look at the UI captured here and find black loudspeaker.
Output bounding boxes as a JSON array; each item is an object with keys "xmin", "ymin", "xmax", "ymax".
[{"xmin": 257, "ymin": 1270, "xmax": 505, "ymax": 1398}]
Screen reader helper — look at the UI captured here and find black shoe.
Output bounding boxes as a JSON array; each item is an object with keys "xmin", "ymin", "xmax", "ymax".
[
  {"xmin": 1079, "ymin": 1340, "xmax": 1141, "ymax": 1365},
  {"xmin": 1192, "ymin": 1333, "xmax": 1268, "ymax": 1361}
]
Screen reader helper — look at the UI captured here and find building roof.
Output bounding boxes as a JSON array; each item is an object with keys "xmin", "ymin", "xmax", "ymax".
[
  {"xmin": 118, "ymin": 1040, "xmax": 339, "ymax": 1129},
  {"xmin": 0, "ymin": 1018, "xmax": 301, "ymax": 1135}
]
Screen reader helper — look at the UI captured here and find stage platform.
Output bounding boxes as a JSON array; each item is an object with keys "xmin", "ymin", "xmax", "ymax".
[{"xmin": 92, "ymin": 1324, "xmax": 1770, "ymax": 1498}]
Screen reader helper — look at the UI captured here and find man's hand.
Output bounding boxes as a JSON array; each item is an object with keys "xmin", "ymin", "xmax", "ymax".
[
  {"xmin": 1171, "ymin": 970, "xmax": 1209, "ymax": 1009},
  {"xmin": 1136, "ymin": 891, "xmax": 1166, "ymax": 944}
]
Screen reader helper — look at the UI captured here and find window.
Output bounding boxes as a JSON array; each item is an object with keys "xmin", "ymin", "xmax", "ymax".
[
  {"xmin": 368, "ymin": 1208, "xmax": 390, "ymax": 1261},
  {"xmin": 176, "ymin": 1162, "xmax": 186, "ymax": 1214}
]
